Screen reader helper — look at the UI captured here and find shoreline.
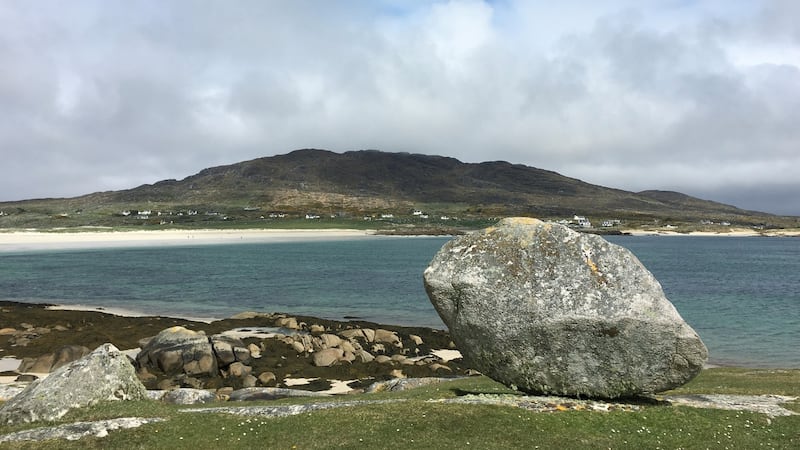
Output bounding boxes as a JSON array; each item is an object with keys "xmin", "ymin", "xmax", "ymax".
[
  {"xmin": 620, "ymin": 227, "xmax": 800, "ymax": 237},
  {"xmin": 3, "ymin": 300, "xmax": 795, "ymax": 371},
  {"xmin": 0, "ymin": 228, "xmax": 380, "ymax": 252},
  {"xmin": 1, "ymin": 226, "xmax": 799, "ymax": 254}
]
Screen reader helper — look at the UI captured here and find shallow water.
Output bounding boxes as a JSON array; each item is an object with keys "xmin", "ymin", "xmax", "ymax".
[{"xmin": 1, "ymin": 235, "xmax": 798, "ymax": 368}]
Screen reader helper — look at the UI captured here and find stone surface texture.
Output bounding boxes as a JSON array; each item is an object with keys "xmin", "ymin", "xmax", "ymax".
[
  {"xmin": 0, "ymin": 417, "xmax": 165, "ymax": 443},
  {"xmin": 0, "ymin": 343, "xmax": 148, "ymax": 424},
  {"xmin": 423, "ymin": 217, "xmax": 708, "ymax": 398}
]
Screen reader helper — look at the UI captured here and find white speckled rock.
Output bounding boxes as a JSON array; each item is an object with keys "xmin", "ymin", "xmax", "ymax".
[
  {"xmin": 423, "ymin": 218, "xmax": 708, "ymax": 398},
  {"xmin": 0, "ymin": 344, "xmax": 147, "ymax": 424}
]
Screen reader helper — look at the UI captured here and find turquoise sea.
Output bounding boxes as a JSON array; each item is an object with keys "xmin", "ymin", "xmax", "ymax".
[{"xmin": 0, "ymin": 235, "xmax": 798, "ymax": 368}]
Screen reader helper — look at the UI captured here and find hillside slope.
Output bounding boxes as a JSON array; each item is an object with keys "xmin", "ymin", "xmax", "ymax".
[{"xmin": 0, "ymin": 149, "xmax": 789, "ymax": 228}]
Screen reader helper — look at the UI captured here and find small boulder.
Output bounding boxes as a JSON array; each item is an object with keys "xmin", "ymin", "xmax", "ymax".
[
  {"xmin": 258, "ymin": 371, "xmax": 277, "ymax": 386},
  {"xmin": 227, "ymin": 361, "xmax": 252, "ymax": 379},
  {"xmin": 313, "ymin": 348, "xmax": 344, "ymax": 367},
  {"xmin": 274, "ymin": 317, "xmax": 299, "ymax": 330},
  {"xmin": 355, "ymin": 350, "xmax": 375, "ymax": 363},
  {"xmin": 374, "ymin": 329, "xmax": 402, "ymax": 348},
  {"xmin": 161, "ymin": 388, "xmax": 217, "ymax": 405},
  {"xmin": 248, "ymin": 343, "xmax": 261, "ymax": 359},
  {"xmin": 0, "ymin": 343, "xmax": 147, "ymax": 425},
  {"xmin": 319, "ymin": 334, "xmax": 342, "ymax": 349},
  {"xmin": 136, "ymin": 327, "xmax": 217, "ymax": 378},
  {"xmin": 229, "ymin": 387, "xmax": 329, "ymax": 401},
  {"xmin": 291, "ymin": 341, "xmax": 306, "ymax": 354}
]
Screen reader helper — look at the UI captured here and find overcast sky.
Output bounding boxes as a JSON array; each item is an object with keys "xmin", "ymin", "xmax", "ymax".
[{"xmin": 1, "ymin": 1, "xmax": 798, "ymax": 215}]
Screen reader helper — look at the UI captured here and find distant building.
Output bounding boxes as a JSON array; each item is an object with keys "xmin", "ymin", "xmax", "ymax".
[{"xmin": 573, "ymin": 215, "xmax": 592, "ymax": 228}]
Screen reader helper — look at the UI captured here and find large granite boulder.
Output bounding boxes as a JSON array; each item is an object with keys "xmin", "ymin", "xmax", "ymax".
[
  {"xmin": 423, "ymin": 217, "xmax": 708, "ymax": 398},
  {"xmin": 0, "ymin": 343, "xmax": 147, "ymax": 424}
]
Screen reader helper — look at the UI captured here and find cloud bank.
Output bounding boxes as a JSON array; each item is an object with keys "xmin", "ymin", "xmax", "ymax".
[{"xmin": 1, "ymin": 1, "xmax": 798, "ymax": 215}]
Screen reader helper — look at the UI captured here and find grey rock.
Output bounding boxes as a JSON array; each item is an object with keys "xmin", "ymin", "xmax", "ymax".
[
  {"xmin": 211, "ymin": 339, "xmax": 237, "ymax": 366},
  {"xmin": 248, "ymin": 343, "xmax": 261, "ymax": 358},
  {"xmin": 258, "ymin": 371, "xmax": 277, "ymax": 386},
  {"xmin": 17, "ymin": 354, "xmax": 53, "ymax": 373},
  {"xmin": 374, "ymin": 329, "xmax": 402, "ymax": 348},
  {"xmin": 665, "ymin": 394, "xmax": 799, "ymax": 417},
  {"xmin": 184, "ymin": 400, "xmax": 403, "ymax": 418},
  {"xmin": 242, "ymin": 374, "xmax": 258, "ymax": 388},
  {"xmin": 0, "ymin": 343, "xmax": 148, "ymax": 425},
  {"xmin": 146, "ymin": 390, "xmax": 167, "ymax": 401},
  {"xmin": 0, "ymin": 417, "xmax": 165, "ymax": 443},
  {"xmin": 229, "ymin": 387, "xmax": 329, "ymax": 401},
  {"xmin": 50, "ymin": 345, "xmax": 92, "ymax": 371},
  {"xmin": 423, "ymin": 217, "xmax": 708, "ymax": 398},
  {"xmin": 365, "ymin": 377, "xmax": 448, "ymax": 393},
  {"xmin": 355, "ymin": 350, "xmax": 375, "ymax": 363},
  {"xmin": 227, "ymin": 361, "xmax": 252, "ymax": 378},
  {"xmin": 0, "ymin": 385, "xmax": 25, "ymax": 402},
  {"xmin": 136, "ymin": 326, "xmax": 218, "ymax": 377},
  {"xmin": 161, "ymin": 388, "xmax": 217, "ymax": 405},
  {"xmin": 313, "ymin": 348, "xmax": 344, "ymax": 367},
  {"xmin": 319, "ymin": 333, "xmax": 342, "ymax": 348}
]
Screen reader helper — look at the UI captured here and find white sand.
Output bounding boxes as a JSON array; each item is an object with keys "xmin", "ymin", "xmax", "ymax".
[
  {"xmin": 621, "ymin": 227, "xmax": 800, "ymax": 237},
  {"xmin": 0, "ymin": 357, "xmax": 21, "ymax": 372},
  {"xmin": 44, "ymin": 304, "xmax": 219, "ymax": 323},
  {"xmin": 431, "ymin": 349, "xmax": 462, "ymax": 362},
  {"xmin": 0, "ymin": 228, "xmax": 376, "ymax": 253}
]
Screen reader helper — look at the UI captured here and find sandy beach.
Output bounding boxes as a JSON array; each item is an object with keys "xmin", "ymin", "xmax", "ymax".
[
  {"xmin": 0, "ymin": 228, "xmax": 377, "ymax": 252},
  {"xmin": 2, "ymin": 225, "xmax": 798, "ymax": 253},
  {"xmin": 621, "ymin": 227, "xmax": 800, "ymax": 237}
]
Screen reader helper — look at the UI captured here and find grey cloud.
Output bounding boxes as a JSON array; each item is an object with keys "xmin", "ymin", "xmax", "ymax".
[{"xmin": 0, "ymin": 1, "xmax": 798, "ymax": 215}]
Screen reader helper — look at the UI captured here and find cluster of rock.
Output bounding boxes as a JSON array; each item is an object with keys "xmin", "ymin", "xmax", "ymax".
[
  {"xmin": 4, "ymin": 312, "xmax": 462, "ymax": 400},
  {"xmin": 281, "ymin": 325, "xmax": 428, "ymax": 368},
  {"xmin": 135, "ymin": 326, "xmax": 260, "ymax": 390},
  {"xmin": 0, "ymin": 336, "xmax": 463, "ymax": 429},
  {"xmin": 127, "ymin": 317, "xmax": 457, "ymax": 392},
  {"xmin": 0, "ymin": 322, "xmax": 68, "ymax": 348},
  {"xmin": 424, "ymin": 217, "xmax": 708, "ymax": 399}
]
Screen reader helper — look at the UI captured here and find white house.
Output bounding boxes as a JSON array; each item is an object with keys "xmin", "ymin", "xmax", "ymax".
[{"xmin": 573, "ymin": 215, "xmax": 592, "ymax": 228}]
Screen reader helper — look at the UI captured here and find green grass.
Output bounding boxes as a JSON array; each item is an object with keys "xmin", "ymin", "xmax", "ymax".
[
  {"xmin": 665, "ymin": 367, "xmax": 800, "ymax": 397},
  {"xmin": 1, "ymin": 371, "xmax": 798, "ymax": 449}
]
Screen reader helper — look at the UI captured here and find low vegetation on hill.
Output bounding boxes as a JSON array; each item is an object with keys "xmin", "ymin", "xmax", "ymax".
[{"xmin": 1, "ymin": 149, "xmax": 795, "ymax": 230}]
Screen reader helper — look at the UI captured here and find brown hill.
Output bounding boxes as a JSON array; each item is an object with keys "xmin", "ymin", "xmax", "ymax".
[{"xmin": 0, "ymin": 149, "xmax": 790, "ymax": 229}]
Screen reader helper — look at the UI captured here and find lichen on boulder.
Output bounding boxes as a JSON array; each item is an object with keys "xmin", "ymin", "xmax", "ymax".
[
  {"xmin": 0, "ymin": 343, "xmax": 147, "ymax": 425},
  {"xmin": 423, "ymin": 217, "xmax": 708, "ymax": 398}
]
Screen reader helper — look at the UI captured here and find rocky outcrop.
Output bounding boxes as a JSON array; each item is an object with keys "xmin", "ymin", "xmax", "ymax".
[
  {"xmin": 136, "ymin": 327, "xmax": 218, "ymax": 377},
  {"xmin": 0, "ymin": 417, "xmax": 166, "ymax": 443},
  {"xmin": 0, "ymin": 343, "xmax": 147, "ymax": 425},
  {"xmin": 424, "ymin": 217, "xmax": 708, "ymax": 398},
  {"xmin": 228, "ymin": 387, "xmax": 329, "ymax": 401},
  {"xmin": 135, "ymin": 326, "xmax": 257, "ymax": 388},
  {"xmin": 158, "ymin": 388, "xmax": 217, "ymax": 405}
]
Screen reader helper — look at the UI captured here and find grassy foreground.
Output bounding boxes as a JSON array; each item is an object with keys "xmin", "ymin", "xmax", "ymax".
[{"xmin": 1, "ymin": 369, "xmax": 798, "ymax": 449}]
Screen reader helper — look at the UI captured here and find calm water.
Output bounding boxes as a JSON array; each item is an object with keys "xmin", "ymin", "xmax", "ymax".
[{"xmin": 0, "ymin": 235, "xmax": 797, "ymax": 368}]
